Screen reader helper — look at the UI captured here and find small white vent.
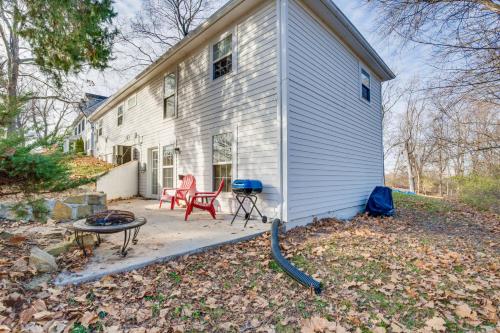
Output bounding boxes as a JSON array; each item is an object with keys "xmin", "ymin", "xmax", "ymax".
[{"xmin": 127, "ymin": 94, "xmax": 137, "ymax": 108}]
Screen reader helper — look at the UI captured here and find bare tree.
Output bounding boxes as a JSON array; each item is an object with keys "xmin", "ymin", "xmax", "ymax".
[
  {"xmin": 365, "ymin": 0, "xmax": 500, "ymax": 104},
  {"xmin": 116, "ymin": 0, "xmax": 216, "ymax": 70},
  {"xmin": 24, "ymin": 85, "xmax": 78, "ymax": 144}
]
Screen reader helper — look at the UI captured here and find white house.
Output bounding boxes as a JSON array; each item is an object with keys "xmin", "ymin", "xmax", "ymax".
[
  {"xmin": 88, "ymin": 0, "xmax": 395, "ymax": 228},
  {"xmin": 64, "ymin": 94, "xmax": 107, "ymax": 155}
]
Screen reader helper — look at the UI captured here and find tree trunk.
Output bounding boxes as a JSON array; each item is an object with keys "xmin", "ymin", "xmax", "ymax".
[
  {"xmin": 404, "ymin": 147, "xmax": 416, "ymax": 192},
  {"xmin": 5, "ymin": 11, "xmax": 20, "ymax": 135}
]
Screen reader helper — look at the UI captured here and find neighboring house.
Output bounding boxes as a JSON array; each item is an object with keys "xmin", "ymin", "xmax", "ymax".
[
  {"xmin": 64, "ymin": 94, "xmax": 107, "ymax": 155},
  {"xmin": 88, "ymin": 0, "xmax": 395, "ymax": 228}
]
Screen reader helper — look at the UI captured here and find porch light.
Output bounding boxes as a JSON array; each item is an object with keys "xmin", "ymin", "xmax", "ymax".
[{"xmin": 174, "ymin": 147, "xmax": 181, "ymax": 154}]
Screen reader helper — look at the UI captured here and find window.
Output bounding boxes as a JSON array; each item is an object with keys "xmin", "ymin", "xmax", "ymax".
[
  {"xmin": 212, "ymin": 132, "xmax": 232, "ymax": 192},
  {"xmin": 361, "ymin": 69, "xmax": 371, "ymax": 102},
  {"xmin": 98, "ymin": 119, "xmax": 103, "ymax": 136},
  {"xmin": 81, "ymin": 120, "xmax": 85, "ymax": 131},
  {"xmin": 128, "ymin": 94, "xmax": 137, "ymax": 108},
  {"xmin": 163, "ymin": 73, "xmax": 176, "ymax": 119},
  {"xmin": 212, "ymin": 34, "xmax": 232, "ymax": 80},
  {"xmin": 117, "ymin": 105, "xmax": 123, "ymax": 126},
  {"xmin": 162, "ymin": 145, "xmax": 174, "ymax": 188},
  {"xmin": 74, "ymin": 127, "xmax": 78, "ymax": 136}
]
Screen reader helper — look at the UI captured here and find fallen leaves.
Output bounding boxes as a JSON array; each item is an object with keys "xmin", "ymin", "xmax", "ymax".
[
  {"xmin": 300, "ymin": 316, "xmax": 338, "ymax": 333},
  {"xmin": 0, "ymin": 196, "xmax": 498, "ymax": 332},
  {"xmin": 424, "ymin": 316, "xmax": 446, "ymax": 331}
]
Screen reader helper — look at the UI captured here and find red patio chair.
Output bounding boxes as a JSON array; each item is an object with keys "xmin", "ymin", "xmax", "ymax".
[
  {"xmin": 159, "ymin": 174, "xmax": 196, "ymax": 210},
  {"xmin": 184, "ymin": 179, "xmax": 225, "ymax": 221}
]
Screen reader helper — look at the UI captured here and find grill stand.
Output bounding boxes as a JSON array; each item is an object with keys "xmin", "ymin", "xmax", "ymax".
[{"xmin": 231, "ymin": 193, "xmax": 267, "ymax": 227}]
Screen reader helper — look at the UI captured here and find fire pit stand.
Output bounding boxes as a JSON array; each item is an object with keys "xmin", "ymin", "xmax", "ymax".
[{"xmin": 70, "ymin": 210, "xmax": 146, "ymax": 257}]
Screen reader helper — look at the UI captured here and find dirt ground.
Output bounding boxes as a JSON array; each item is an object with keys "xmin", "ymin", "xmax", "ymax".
[{"xmin": 0, "ymin": 194, "xmax": 498, "ymax": 332}]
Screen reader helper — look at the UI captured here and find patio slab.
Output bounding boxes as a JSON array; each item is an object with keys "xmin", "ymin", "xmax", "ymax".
[{"xmin": 55, "ymin": 198, "xmax": 269, "ymax": 285}]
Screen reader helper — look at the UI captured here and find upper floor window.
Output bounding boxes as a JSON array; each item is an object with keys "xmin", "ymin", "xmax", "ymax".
[
  {"xmin": 81, "ymin": 120, "xmax": 85, "ymax": 131},
  {"xmin": 212, "ymin": 34, "xmax": 232, "ymax": 80},
  {"xmin": 117, "ymin": 105, "xmax": 123, "ymax": 126},
  {"xmin": 361, "ymin": 69, "xmax": 371, "ymax": 102},
  {"xmin": 163, "ymin": 73, "xmax": 176, "ymax": 119},
  {"xmin": 212, "ymin": 132, "xmax": 232, "ymax": 192},
  {"xmin": 98, "ymin": 119, "xmax": 103, "ymax": 136}
]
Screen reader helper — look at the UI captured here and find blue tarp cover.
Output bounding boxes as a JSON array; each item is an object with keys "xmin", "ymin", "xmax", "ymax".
[{"xmin": 366, "ymin": 186, "xmax": 395, "ymax": 217}]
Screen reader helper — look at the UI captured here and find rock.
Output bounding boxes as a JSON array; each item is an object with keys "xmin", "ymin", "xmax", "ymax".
[
  {"xmin": 68, "ymin": 233, "xmax": 98, "ymax": 247},
  {"xmin": 50, "ymin": 201, "xmax": 72, "ymax": 222},
  {"xmin": 76, "ymin": 205, "xmax": 92, "ymax": 219},
  {"xmin": 29, "ymin": 247, "xmax": 58, "ymax": 273},
  {"xmin": 86, "ymin": 193, "xmax": 106, "ymax": 205},
  {"xmin": 11, "ymin": 258, "xmax": 30, "ymax": 272},
  {"xmin": 64, "ymin": 195, "xmax": 86, "ymax": 204},
  {"xmin": 44, "ymin": 241, "xmax": 74, "ymax": 257}
]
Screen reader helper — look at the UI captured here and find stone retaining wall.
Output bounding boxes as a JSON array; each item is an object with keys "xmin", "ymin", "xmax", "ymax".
[{"xmin": 0, "ymin": 192, "xmax": 107, "ymax": 222}]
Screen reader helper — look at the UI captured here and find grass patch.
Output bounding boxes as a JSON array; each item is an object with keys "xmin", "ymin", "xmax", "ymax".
[{"xmin": 393, "ymin": 192, "xmax": 451, "ymax": 213}]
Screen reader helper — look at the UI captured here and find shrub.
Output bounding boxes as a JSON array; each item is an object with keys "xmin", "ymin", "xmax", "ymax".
[
  {"xmin": 29, "ymin": 198, "xmax": 50, "ymax": 222},
  {"xmin": 0, "ymin": 136, "xmax": 70, "ymax": 195},
  {"xmin": 11, "ymin": 202, "xmax": 30, "ymax": 220},
  {"xmin": 454, "ymin": 174, "xmax": 500, "ymax": 212},
  {"xmin": 74, "ymin": 137, "xmax": 85, "ymax": 154}
]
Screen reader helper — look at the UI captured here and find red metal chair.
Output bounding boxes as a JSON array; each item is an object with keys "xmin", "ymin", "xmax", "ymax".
[
  {"xmin": 184, "ymin": 179, "xmax": 225, "ymax": 221},
  {"xmin": 159, "ymin": 174, "xmax": 196, "ymax": 210}
]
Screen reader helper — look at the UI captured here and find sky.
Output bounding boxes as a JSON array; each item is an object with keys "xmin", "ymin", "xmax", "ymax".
[{"xmin": 83, "ymin": 0, "xmax": 431, "ymax": 97}]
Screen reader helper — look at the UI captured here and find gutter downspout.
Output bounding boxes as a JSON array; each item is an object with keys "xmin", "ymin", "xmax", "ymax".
[{"xmin": 277, "ymin": 0, "xmax": 289, "ymax": 224}]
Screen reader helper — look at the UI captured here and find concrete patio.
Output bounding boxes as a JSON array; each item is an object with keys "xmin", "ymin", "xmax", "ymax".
[{"xmin": 55, "ymin": 198, "xmax": 270, "ymax": 285}]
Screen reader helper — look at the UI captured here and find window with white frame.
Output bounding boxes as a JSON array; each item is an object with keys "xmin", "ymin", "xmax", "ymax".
[
  {"xmin": 162, "ymin": 145, "xmax": 174, "ymax": 188},
  {"xmin": 361, "ymin": 69, "xmax": 371, "ymax": 102},
  {"xmin": 127, "ymin": 94, "xmax": 137, "ymax": 109},
  {"xmin": 81, "ymin": 120, "xmax": 85, "ymax": 131},
  {"xmin": 212, "ymin": 132, "xmax": 232, "ymax": 192},
  {"xmin": 98, "ymin": 119, "xmax": 103, "ymax": 136},
  {"xmin": 117, "ymin": 105, "xmax": 124, "ymax": 126},
  {"xmin": 212, "ymin": 34, "xmax": 232, "ymax": 80},
  {"xmin": 163, "ymin": 73, "xmax": 176, "ymax": 119}
]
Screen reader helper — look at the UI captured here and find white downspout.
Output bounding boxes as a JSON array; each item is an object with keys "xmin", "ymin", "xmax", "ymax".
[{"xmin": 277, "ymin": 0, "xmax": 289, "ymax": 223}]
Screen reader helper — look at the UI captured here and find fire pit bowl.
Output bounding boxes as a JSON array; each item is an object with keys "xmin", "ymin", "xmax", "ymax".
[
  {"xmin": 70, "ymin": 210, "xmax": 146, "ymax": 257},
  {"xmin": 86, "ymin": 210, "xmax": 135, "ymax": 226}
]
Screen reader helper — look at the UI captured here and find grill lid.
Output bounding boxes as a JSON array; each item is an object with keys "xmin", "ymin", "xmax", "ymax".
[
  {"xmin": 85, "ymin": 210, "xmax": 135, "ymax": 226},
  {"xmin": 232, "ymin": 179, "xmax": 263, "ymax": 194}
]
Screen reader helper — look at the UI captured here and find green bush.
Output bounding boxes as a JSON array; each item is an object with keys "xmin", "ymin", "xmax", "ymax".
[
  {"xmin": 11, "ymin": 202, "xmax": 30, "ymax": 220},
  {"xmin": 0, "ymin": 136, "xmax": 70, "ymax": 195},
  {"xmin": 454, "ymin": 174, "xmax": 500, "ymax": 212},
  {"xmin": 74, "ymin": 137, "xmax": 85, "ymax": 154},
  {"xmin": 29, "ymin": 198, "xmax": 50, "ymax": 222}
]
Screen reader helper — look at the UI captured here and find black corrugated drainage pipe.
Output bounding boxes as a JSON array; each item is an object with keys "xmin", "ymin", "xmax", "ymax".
[{"xmin": 271, "ymin": 219, "xmax": 322, "ymax": 294}]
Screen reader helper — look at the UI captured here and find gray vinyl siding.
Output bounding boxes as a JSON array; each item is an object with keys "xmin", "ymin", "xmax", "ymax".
[
  {"xmin": 94, "ymin": 1, "xmax": 279, "ymax": 217},
  {"xmin": 286, "ymin": 0, "xmax": 384, "ymax": 226}
]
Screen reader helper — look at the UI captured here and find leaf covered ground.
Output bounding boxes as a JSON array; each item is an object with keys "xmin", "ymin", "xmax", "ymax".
[{"xmin": 1, "ymin": 194, "xmax": 499, "ymax": 332}]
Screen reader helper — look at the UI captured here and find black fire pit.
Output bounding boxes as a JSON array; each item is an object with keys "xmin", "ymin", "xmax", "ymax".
[{"xmin": 70, "ymin": 210, "xmax": 146, "ymax": 257}]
